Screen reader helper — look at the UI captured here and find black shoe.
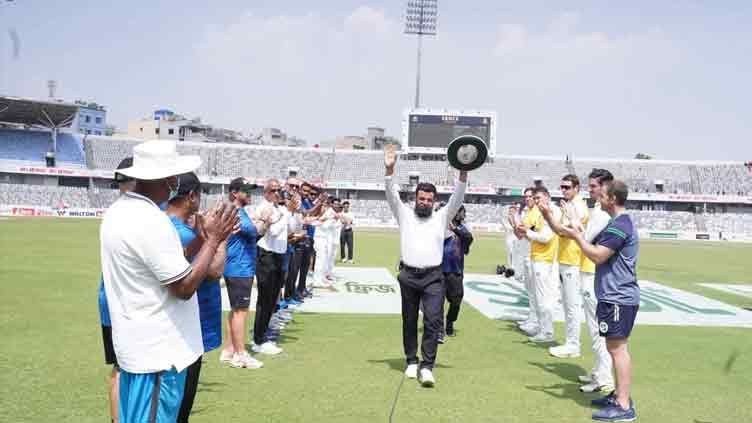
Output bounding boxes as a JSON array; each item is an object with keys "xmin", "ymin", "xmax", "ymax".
[
  {"xmin": 437, "ymin": 334, "xmax": 445, "ymax": 344},
  {"xmin": 446, "ymin": 323, "xmax": 456, "ymax": 337}
]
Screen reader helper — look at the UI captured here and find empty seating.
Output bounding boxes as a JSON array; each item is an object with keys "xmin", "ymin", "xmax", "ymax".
[{"xmin": 0, "ymin": 128, "xmax": 85, "ymax": 166}]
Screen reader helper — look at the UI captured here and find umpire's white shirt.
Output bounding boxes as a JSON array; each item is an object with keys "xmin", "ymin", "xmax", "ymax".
[
  {"xmin": 385, "ymin": 176, "xmax": 466, "ymax": 268},
  {"xmin": 100, "ymin": 192, "xmax": 203, "ymax": 374}
]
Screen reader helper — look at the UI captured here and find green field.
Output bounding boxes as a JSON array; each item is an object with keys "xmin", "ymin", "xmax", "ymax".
[{"xmin": 1, "ymin": 218, "xmax": 751, "ymax": 422}]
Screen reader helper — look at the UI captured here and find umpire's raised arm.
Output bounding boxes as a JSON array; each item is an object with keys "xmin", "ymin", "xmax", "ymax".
[
  {"xmin": 384, "ymin": 144, "xmax": 407, "ymax": 223},
  {"xmin": 443, "ymin": 170, "xmax": 468, "ymax": 222}
]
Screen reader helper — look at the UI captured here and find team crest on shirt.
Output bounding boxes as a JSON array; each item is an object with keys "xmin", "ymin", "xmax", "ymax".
[{"xmin": 599, "ymin": 321, "xmax": 609, "ymax": 334}]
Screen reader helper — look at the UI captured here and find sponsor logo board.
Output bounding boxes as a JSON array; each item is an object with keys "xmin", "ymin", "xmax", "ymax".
[
  {"xmin": 221, "ymin": 267, "xmax": 401, "ymax": 314},
  {"xmin": 462, "ymin": 273, "xmax": 752, "ymax": 328},
  {"xmin": 698, "ymin": 283, "xmax": 752, "ymax": 299}
]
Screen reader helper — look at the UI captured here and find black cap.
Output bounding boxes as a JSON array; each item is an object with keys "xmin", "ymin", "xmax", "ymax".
[
  {"xmin": 229, "ymin": 177, "xmax": 258, "ymax": 193},
  {"xmin": 114, "ymin": 157, "xmax": 134, "ymax": 183},
  {"xmin": 175, "ymin": 172, "xmax": 201, "ymax": 196}
]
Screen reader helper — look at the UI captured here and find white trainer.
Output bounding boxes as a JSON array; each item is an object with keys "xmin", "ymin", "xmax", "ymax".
[
  {"xmin": 579, "ymin": 381, "xmax": 614, "ymax": 393},
  {"xmin": 240, "ymin": 352, "xmax": 264, "ymax": 369},
  {"xmin": 549, "ymin": 344, "xmax": 581, "ymax": 358},
  {"xmin": 230, "ymin": 353, "xmax": 245, "ymax": 368},
  {"xmin": 252, "ymin": 342, "xmax": 283, "ymax": 355},
  {"xmin": 521, "ymin": 325, "xmax": 541, "ymax": 337},
  {"xmin": 219, "ymin": 349, "xmax": 234, "ymax": 363},
  {"xmin": 419, "ymin": 368, "xmax": 435, "ymax": 387},
  {"xmin": 404, "ymin": 364, "xmax": 418, "ymax": 379},
  {"xmin": 528, "ymin": 333, "xmax": 555, "ymax": 343}
]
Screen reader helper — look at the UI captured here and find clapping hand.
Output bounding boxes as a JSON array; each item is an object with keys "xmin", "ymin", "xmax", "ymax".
[
  {"xmin": 203, "ymin": 202, "xmax": 239, "ymax": 243},
  {"xmin": 559, "ymin": 222, "xmax": 584, "ymax": 240}
]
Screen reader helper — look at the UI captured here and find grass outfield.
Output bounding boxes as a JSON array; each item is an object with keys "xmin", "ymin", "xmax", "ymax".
[{"xmin": 1, "ymin": 217, "xmax": 751, "ymax": 422}]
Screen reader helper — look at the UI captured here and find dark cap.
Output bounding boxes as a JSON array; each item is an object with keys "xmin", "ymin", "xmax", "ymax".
[
  {"xmin": 229, "ymin": 177, "xmax": 258, "ymax": 193},
  {"xmin": 114, "ymin": 157, "xmax": 134, "ymax": 183},
  {"xmin": 175, "ymin": 172, "xmax": 201, "ymax": 196}
]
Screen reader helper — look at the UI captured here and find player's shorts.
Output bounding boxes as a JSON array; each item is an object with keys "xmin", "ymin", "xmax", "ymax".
[
  {"xmin": 119, "ymin": 367, "xmax": 186, "ymax": 423},
  {"xmin": 597, "ymin": 302, "xmax": 639, "ymax": 339},
  {"xmin": 225, "ymin": 276, "xmax": 252, "ymax": 309},
  {"xmin": 101, "ymin": 325, "xmax": 118, "ymax": 366}
]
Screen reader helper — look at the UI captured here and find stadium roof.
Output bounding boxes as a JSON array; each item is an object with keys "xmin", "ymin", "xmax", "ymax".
[{"xmin": 0, "ymin": 96, "xmax": 78, "ymax": 129}]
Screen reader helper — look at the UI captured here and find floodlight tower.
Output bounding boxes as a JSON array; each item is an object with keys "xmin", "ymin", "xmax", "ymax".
[{"xmin": 404, "ymin": 0, "xmax": 437, "ymax": 109}]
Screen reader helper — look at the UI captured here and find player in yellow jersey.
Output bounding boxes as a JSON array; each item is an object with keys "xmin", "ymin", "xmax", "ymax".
[
  {"xmin": 549, "ymin": 174, "xmax": 589, "ymax": 358},
  {"xmin": 539, "ymin": 169, "xmax": 615, "ymax": 394},
  {"xmin": 515, "ymin": 186, "xmax": 560, "ymax": 343}
]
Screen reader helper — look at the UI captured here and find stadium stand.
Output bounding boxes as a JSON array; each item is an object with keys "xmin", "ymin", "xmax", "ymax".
[
  {"xmin": 0, "ymin": 183, "xmax": 90, "ymax": 208},
  {"xmin": 4, "ymin": 134, "xmax": 752, "ymax": 236},
  {"xmin": 0, "ymin": 128, "xmax": 85, "ymax": 166}
]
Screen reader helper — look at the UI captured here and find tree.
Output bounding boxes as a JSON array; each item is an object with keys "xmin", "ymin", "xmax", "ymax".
[{"xmin": 634, "ymin": 153, "xmax": 653, "ymax": 160}]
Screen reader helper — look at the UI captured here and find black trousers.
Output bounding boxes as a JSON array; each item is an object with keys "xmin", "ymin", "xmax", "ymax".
[
  {"xmin": 398, "ymin": 266, "xmax": 444, "ymax": 370},
  {"xmin": 444, "ymin": 272, "xmax": 464, "ymax": 324},
  {"xmin": 177, "ymin": 356, "xmax": 202, "ymax": 423},
  {"xmin": 285, "ymin": 245, "xmax": 305, "ymax": 300},
  {"xmin": 297, "ymin": 244, "xmax": 313, "ymax": 294},
  {"xmin": 254, "ymin": 248, "xmax": 285, "ymax": 345},
  {"xmin": 340, "ymin": 229, "xmax": 354, "ymax": 260}
]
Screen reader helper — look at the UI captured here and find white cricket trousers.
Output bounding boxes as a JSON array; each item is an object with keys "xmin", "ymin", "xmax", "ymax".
[
  {"xmin": 559, "ymin": 264, "xmax": 582, "ymax": 348},
  {"xmin": 581, "ymin": 272, "xmax": 614, "ymax": 386},
  {"xmin": 532, "ymin": 260, "xmax": 557, "ymax": 337},
  {"xmin": 515, "ymin": 254, "xmax": 537, "ymax": 326},
  {"xmin": 313, "ymin": 237, "xmax": 332, "ymax": 284}
]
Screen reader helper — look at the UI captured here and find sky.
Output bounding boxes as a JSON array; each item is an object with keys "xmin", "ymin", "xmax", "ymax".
[{"xmin": 1, "ymin": 0, "xmax": 752, "ymax": 161}]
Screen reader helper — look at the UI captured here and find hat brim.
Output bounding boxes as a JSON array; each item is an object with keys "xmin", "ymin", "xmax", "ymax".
[
  {"xmin": 117, "ymin": 156, "xmax": 201, "ymax": 180},
  {"xmin": 447, "ymin": 135, "xmax": 488, "ymax": 171}
]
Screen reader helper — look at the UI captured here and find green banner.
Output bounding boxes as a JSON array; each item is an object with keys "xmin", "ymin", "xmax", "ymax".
[{"xmin": 649, "ymin": 231, "xmax": 678, "ymax": 239}]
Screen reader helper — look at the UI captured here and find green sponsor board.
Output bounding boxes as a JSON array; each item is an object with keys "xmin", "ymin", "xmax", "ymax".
[
  {"xmin": 462, "ymin": 273, "xmax": 752, "ymax": 328},
  {"xmin": 649, "ymin": 231, "xmax": 679, "ymax": 239},
  {"xmin": 698, "ymin": 283, "xmax": 752, "ymax": 299}
]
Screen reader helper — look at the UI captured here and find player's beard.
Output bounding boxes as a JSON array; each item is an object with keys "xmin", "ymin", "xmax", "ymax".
[{"xmin": 414, "ymin": 204, "xmax": 433, "ymax": 218}]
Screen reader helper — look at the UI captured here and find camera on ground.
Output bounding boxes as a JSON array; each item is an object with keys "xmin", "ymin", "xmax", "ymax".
[{"xmin": 496, "ymin": 264, "xmax": 515, "ymax": 278}]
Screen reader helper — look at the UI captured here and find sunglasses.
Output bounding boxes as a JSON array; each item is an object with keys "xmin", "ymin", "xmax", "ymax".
[{"xmin": 560, "ymin": 185, "xmax": 573, "ymax": 191}]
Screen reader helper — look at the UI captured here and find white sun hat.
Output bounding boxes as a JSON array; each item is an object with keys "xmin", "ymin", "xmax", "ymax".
[{"xmin": 117, "ymin": 140, "xmax": 201, "ymax": 180}]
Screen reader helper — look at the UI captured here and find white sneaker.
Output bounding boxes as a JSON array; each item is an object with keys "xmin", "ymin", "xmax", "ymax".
[
  {"xmin": 252, "ymin": 341, "xmax": 283, "ymax": 355},
  {"xmin": 578, "ymin": 375, "xmax": 593, "ymax": 383},
  {"xmin": 239, "ymin": 352, "xmax": 264, "ymax": 369},
  {"xmin": 404, "ymin": 364, "xmax": 418, "ymax": 379},
  {"xmin": 521, "ymin": 325, "xmax": 540, "ymax": 337},
  {"xmin": 579, "ymin": 381, "xmax": 614, "ymax": 393},
  {"xmin": 230, "ymin": 353, "xmax": 245, "ymax": 368},
  {"xmin": 549, "ymin": 344, "xmax": 581, "ymax": 358},
  {"xmin": 419, "ymin": 368, "xmax": 435, "ymax": 387},
  {"xmin": 219, "ymin": 349, "xmax": 234, "ymax": 363},
  {"xmin": 528, "ymin": 333, "xmax": 555, "ymax": 343}
]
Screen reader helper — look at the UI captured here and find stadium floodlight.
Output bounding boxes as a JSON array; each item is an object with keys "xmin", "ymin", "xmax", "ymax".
[{"xmin": 404, "ymin": 0, "xmax": 438, "ymax": 109}]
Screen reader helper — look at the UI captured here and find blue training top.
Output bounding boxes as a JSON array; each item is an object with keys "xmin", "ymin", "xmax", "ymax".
[
  {"xmin": 302, "ymin": 198, "xmax": 316, "ymax": 239},
  {"xmin": 594, "ymin": 213, "xmax": 640, "ymax": 306},
  {"xmin": 441, "ymin": 224, "xmax": 473, "ymax": 273},
  {"xmin": 224, "ymin": 208, "xmax": 258, "ymax": 278},
  {"xmin": 98, "ymin": 275, "xmax": 110, "ymax": 327},
  {"xmin": 169, "ymin": 215, "xmax": 222, "ymax": 352}
]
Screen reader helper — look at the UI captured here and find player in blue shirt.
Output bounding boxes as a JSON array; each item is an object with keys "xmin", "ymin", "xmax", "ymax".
[
  {"xmin": 296, "ymin": 182, "xmax": 325, "ymax": 298},
  {"xmin": 563, "ymin": 180, "xmax": 639, "ymax": 422},
  {"xmin": 165, "ymin": 172, "xmax": 229, "ymax": 423},
  {"xmin": 221, "ymin": 177, "xmax": 265, "ymax": 369},
  {"xmin": 98, "ymin": 157, "xmax": 135, "ymax": 423},
  {"xmin": 438, "ymin": 204, "xmax": 473, "ymax": 343}
]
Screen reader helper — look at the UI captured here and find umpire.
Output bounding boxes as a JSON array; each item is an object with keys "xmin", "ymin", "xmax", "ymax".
[{"xmin": 383, "ymin": 145, "xmax": 467, "ymax": 387}]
